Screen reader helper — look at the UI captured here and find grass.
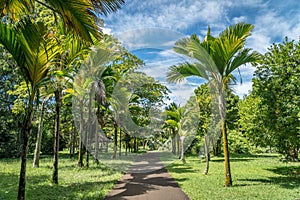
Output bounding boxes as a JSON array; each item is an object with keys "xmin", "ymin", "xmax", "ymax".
[
  {"xmin": 1, "ymin": 152, "xmax": 299, "ymax": 200},
  {"xmin": 167, "ymin": 153, "xmax": 300, "ymax": 200},
  {"xmin": 0, "ymin": 151, "xmax": 136, "ymax": 200}
]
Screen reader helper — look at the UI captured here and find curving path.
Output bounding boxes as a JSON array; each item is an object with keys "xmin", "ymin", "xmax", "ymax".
[{"xmin": 104, "ymin": 151, "xmax": 190, "ymax": 200}]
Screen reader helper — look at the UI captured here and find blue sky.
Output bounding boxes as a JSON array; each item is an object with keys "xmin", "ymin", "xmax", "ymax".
[{"xmin": 102, "ymin": 0, "xmax": 300, "ymax": 103}]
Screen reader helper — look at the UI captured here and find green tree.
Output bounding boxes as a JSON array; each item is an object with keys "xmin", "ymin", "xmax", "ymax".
[
  {"xmin": 0, "ymin": 46, "xmax": 22, "ymax": 158},
  {"xmin": 167, "ymin": 23, "xmax": 260, "ymax": 186},
  {"xmin": 0, "ymin": 18, "xmax": 59, "ymax": 199},
  {"xmin": 0, "ymin": 0, "xmax": 125, "ymax": 198},
  {"xmin": 252, "ymin": 38, "xmax": 300, "ymax": 160}
]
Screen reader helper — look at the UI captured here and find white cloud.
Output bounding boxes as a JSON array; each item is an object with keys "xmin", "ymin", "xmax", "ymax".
[
  {"xmin": 232, "ymin": 16, "xmax": 247, "ymax": 24},
  {"xmin": 102, "ymin": 0, "xmax": 300, "ymax": 100},
  {"xmin": 104, "ymin": 0, "xmax": 229, "ymax": 33},
  {"xmin": 232, "ymin": 81, "xmax": 253, "ymax": 98}
]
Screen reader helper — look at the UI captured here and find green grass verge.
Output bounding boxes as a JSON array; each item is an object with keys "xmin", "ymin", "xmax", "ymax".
[
  {"xmin": 167, "ymin": 154, "xmax": 300, "ymax": 200},
  {"xmin": 0, "ymin": 152, "xmax": 130, "ymax": 200}
]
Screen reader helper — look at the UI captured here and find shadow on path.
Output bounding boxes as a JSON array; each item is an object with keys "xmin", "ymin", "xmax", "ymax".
[{"xmin": 104, "ymin": 152, "xmax": 189, "ymax": 200}]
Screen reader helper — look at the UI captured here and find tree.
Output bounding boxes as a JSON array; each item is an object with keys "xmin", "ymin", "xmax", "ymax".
[
  {"xmin": 0, "ymin": 0, "xmax": 125, "ymax": 198},
  {"xmin": 0, "ymin": 46, "xmax": 23, "ymax": 158},
  {"xmin": 0, "ymin": 18, "xmax": 59, "ymax": 199},
  {"xmin": 252, "ymin": 38, "xmax": 300, "ymax": 160},
  {"xmin": 165, "ymin": 103, "xmax": 182, "ymax": 157},
  {"xmin": 167, "ymin": 23, "xmax": 260, "ymax": 186}
]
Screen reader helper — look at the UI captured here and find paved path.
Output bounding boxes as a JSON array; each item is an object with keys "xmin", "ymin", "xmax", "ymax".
[{"xmin": 104, "ymin": 152, "xmax": 190, "ymax": 200}]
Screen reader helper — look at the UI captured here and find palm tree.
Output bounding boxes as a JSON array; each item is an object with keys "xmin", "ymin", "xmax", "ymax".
[
  {"xmin": 1, "ymin": 0, "xmax": 125, "ymax": 42},
  {"xmin": 0, "ymin": 18, "xmax": 58, "ymax": 199},
  {"xmin": 0, "ymin": 1, "xmax": 125, "ymax": 198},
  {"xmin": 165, "ymin": 103, "xmax": 182, "ymax": 158},
  {"xmin": 167, "ymin": 23, "xmax": 260, "ymax": 186}
]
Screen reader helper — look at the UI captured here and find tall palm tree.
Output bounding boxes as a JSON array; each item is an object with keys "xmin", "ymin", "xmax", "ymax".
[
  {"xmin": 167, "ymin": 23, "xmax": 260, "ymax": 186},
  {"xmin": 0, "ymin": 18, "xmax": 58, "ymax": 199}
]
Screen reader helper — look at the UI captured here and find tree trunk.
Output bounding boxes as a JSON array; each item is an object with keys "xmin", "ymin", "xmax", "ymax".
[
  {"xmin": 203, "ymin": 135, "xmax": 210, "ymax": 175},
  {"xmin": 213, "ymin": 136, "xmax": 222, "ymax": 156},
  {"xmin": 18, "ymin": 89, "xmax": 35, "ymax": 200},
  {"xmin": 218, "ymin": 90, "xmax": 232, "ymax": 187},
  {"xmin": 112, "ymin": 121, "xmax": 117, "ymax": 159},
  {"xmin": 222, "ymin": 119, "xmax": 232, "ymax": 186},
  {"xmin": 69, "ymin": 124, "xmax": 75, "ymax": 158},
  {"xmin": 94, "ymin": 121, "xmax": 99, "ymax": 164},
  {"xmin": 52, "ymin": 89, "xmax": 61, "ymax": 184},
  {"xmin": 134, "ymin": 137, "xmax": 138, "ymax": 153},
  {"xmin": 180, "ymin": 136, "xmax": 186, "ymax": 163},
  {"xmin": 33, "ymin": 99, "xmax": 46, "ymax": 168},
  {"xmin": 176, "ymin": 132, "xmax": 180, "ymax": 158},
  {"xmin": 78, "ymin": 100, "xmax": 84, "ymax": 167},
  {"xmin": 171, "ymin": 131, "xmax": 176, "ymax": 155},
  {"xmin": 119, "ymin": 129, "xmax": 122, "ymax": 157}
]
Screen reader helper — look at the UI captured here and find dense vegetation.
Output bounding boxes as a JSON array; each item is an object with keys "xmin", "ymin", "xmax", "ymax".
[{"xmin": 0, "ymin": 0, "xmax": 299, "ymax": 199}]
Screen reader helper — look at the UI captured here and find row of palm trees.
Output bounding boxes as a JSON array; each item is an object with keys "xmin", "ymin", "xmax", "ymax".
[
  {"xmin": 0, "ymin": 1, "xmax": 125, "ymax": 199},
  {"xmin": 1, "ymin": 0, "xmax": 260, "ymax": 196}
]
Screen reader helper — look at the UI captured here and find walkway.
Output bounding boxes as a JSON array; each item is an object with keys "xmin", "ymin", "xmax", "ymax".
[{"xmin": 104, "ymin": 151, "xmax": 190, "ymax": 200}]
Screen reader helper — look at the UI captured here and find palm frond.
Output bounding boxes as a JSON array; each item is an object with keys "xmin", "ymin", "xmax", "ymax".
[
  {"xmin": 219, "ymin": 22, "xmax": 254, "ymax": 40},
  {"xmin": 0, "ymin": 21, "xmax": 24, "ymax": 67},
  {"xmin": 167, "ymin": 63, "xmax": 202, "ymax": 83},
  {"xmin": 0, "ymin": 0, "xmax": 34, "ymax": 20},
  {"xmin": 46, "ymin": 0, "xmax": 101, "ymax": 42},
  {"xmin": 91, "ymin": 0, "xmax": 125, "ymax": 16},
  {"xmin": 227, "ymin": 49, "xmax": 261, "ymax": 76}
]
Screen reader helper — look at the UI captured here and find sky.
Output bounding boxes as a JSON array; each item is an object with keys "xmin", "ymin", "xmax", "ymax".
[{"xmin": 102, "ymin": 0, "xmax": 300, "ymax": 104}]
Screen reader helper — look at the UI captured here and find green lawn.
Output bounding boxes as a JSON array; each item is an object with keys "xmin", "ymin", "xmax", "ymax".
[
  {"xmin": 167, "ymin": 154, "xmax": 300, "ymax": 200},
  {"xmin": 1, "ymin": 153, "xmax": 299, "ymax": 200},
  {"xmin": 0, "ymin": 152, "xmax": 127, "ymax": 200}
]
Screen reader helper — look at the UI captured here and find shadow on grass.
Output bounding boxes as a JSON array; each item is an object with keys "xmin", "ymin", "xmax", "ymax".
[
  {"xmin": 167, "ymin": 163, "xmax": 195, "ymax": 174},
  {"xmin": 237, "ymin": 177, "xmax": 300, "ymax": 189},
  {"xmin": 0, "ymin": 172, "xmax": 50, "ymax": 200},
  {"xmin": 237, "ymin": 166, "xmax": 300, "ymax": 190},
  {"xmin": 26, "ymin": 179, "xmax": 118, "ymax": 200},
  {"xmin": 210, "ymin": 158, "xmax": 254, "ymax": 163}
]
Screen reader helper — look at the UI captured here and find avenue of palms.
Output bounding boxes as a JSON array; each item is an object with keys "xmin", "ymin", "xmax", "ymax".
[{"xmin": 0, "ymin": 1, "xmax": 299, "ymax": 200}]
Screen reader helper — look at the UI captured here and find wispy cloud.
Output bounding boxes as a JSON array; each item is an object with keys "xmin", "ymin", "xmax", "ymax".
[{"xmin": 102, "ymin": 0, "xmax": 300, "ymax": 99}]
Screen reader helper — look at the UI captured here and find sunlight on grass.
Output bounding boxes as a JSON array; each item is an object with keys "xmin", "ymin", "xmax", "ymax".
[
  {"xmin": 167, "ymin": 154, "xmax": 300, "ymax": 200},
  {"xmin": 0, "ymin": 152, "xmax": 135, "ymax": 200}
]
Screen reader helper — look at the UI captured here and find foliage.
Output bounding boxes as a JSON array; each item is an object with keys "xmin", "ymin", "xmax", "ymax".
[
  {"xmin": 0, "ymin": 46, "xmax": 22, "ymax": 158},
  {"xmin": 252, "ymin": 38, "xmax": 300, "ymax": 160}
]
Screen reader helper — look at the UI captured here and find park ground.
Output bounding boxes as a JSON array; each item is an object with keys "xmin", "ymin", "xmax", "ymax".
[{"xmin": 0, "ymin": 152, "xmax": 299, "ymax": 200}]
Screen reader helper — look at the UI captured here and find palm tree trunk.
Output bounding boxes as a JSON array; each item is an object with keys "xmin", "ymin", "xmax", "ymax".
[
  {"xmin": 94, "ymin": 121, "xmax": 99, "ymax": 164},
  {"xmin": 176, "ymin": 132, "xmax": 180, "ymax": 158},
  {"xmin": 203, "ymin": 135, "xmax": 210, "ymax": 175},
  {"xmin": 18, "ymin": 89, "xmax": 35, "ymax": 200},
  {"xmin": 112, "ymin": 121, "xmax": 117, "ymax": 159},
  {"xmin": 180, "ymin": 136, "xmax": 186, "ymax": 163},
  {"xmin": 218, "ymin": 92, "xmax": 232, "ymax": 186},
  {"xmin": 119, "ymin": 129, "xmax": 122, "ymax": 157},
  {"xmin": 78, "ymin": 100, "xmax": 84, "ymax": 167},
  {"xmin": 171, "ymin": 129, "xmax": 176, "ymax": 154},
  {"xmin": 52, "ymin": 89, "xmax": 61, "ymax": 184},
  {"xmin": 33, "ymin": 99, "xmax": 46, "ymax": 168}
]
